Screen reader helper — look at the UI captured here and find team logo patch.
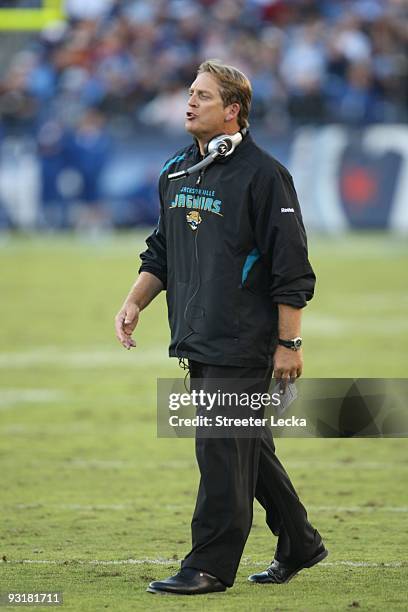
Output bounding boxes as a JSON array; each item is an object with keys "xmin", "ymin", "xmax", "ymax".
[{"xmin": 186, "ymin": 210, "xmax": 202, "ymax": 231}]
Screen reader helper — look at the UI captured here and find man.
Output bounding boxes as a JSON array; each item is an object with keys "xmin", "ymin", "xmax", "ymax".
[{"xmin": 115, "ymin": 60, "xmax": 328, "ymax": 595}]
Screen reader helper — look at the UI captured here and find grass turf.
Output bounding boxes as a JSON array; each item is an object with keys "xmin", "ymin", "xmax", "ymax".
[{"xmin": 0, "ymin": 232, "xmax": 407, "ymax": 611}]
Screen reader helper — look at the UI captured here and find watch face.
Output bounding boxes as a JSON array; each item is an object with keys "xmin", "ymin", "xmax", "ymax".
[{"xmin": 294, "ymin": 338, "xmax": 302, "ymax": 349}]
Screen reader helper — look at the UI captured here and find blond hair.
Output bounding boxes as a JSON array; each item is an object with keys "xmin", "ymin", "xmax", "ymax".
[{"xmin": 197, "ymin": 59, "xmax": 252, "ymax": 130}]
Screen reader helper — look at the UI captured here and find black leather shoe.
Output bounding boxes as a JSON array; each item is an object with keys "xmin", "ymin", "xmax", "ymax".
[
  {"xmin": 248, "ymin": 545, "xmax": 328, "ymax": 584},
  {"xmin": 147, "ymin": 567, "xmax": 227, "ymax": 595}
]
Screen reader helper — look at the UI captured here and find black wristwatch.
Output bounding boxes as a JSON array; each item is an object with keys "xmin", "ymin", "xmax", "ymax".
[{"xmin": 278, "ymin": 337, "xmax": 302, "ymax": 351}]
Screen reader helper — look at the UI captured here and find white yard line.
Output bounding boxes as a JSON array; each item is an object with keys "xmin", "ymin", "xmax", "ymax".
[
  {"xmin": 0, "ymin": 389, "xmax": 65, "ymax": 410},
  {"xmin": 4, "ymin": 559, "xmax": 404, "ymax": 568},
  {"xmin": 305, "ymin": 314, "xmax": 408, "ymax": 335},
  {"xmin": 13, "ymin": 503, "xmax": 130, "ymax": 511},
  {"xmin": 309, "ymin": 506, "xmax": 408, "ymax": 513},
  {"xmin": 0, "ymin": 347, "xmax": 168, "ymax": 368},
  {"xmin": 9, "ymin": 503, "xmax": 408, "ymax": 513},
  {"xmin": 286, "ymin": 461, "xmax": 408, "ymax": 470},
  {"xmin": 16, "ymin": 458, "xmax": 405, "ymax": 470}
]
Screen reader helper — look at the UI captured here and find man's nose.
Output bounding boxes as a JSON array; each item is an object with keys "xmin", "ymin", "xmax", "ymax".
[{"xmin": 188, "ymin": 94, "xmax": 198, "ymax": 107}]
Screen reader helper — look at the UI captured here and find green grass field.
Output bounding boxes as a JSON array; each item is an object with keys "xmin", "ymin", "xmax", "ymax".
[{"xmin": 0, "ymin": 232, "xmax": 407, "ymax": 611}]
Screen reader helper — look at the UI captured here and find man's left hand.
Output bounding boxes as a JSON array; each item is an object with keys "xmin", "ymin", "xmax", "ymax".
[{"xmin": 273, "ymin": 345, "xmax": 303, "ymax": 393}]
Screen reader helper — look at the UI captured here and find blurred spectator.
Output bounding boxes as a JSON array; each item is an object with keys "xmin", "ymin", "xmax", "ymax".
[
  {"xmin": 69, "ymin": 108, "xmax": 112, "ymax": 232},
  {"xmin": 327, "ymin": 60, "xmax": 387, "ymax": 124},
  {"xmin": 65, "ymin": 0, "xmax": 114, "ymax": 20},
  {"xmin": 37, "ymin": 119, "xmax": 69, "ymax": 230},
  {"xmin": 139, "ymin": 79, "xmax": 187, "ymax": 132},
  {"xmin": 280, "ymin": 18, "xmax": 327, "ymax": 123},
  {"xmin": 36, "ymin": 108, "xmax": 112, "ymax": 231}
]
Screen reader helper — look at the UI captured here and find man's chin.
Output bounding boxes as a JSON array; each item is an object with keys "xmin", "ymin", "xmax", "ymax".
[
  {"xmin": 185, "ymin": 120, "xmax": 197, "ymax": 135},
  {"xmin": 185, "ymin": 119, "xmax": 206, "ymax": 138}
]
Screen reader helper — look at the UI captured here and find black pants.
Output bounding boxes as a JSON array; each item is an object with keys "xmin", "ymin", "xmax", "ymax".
[{"xmin": 180, "ymin": 360, "xmax": 322, "ymax": 587}]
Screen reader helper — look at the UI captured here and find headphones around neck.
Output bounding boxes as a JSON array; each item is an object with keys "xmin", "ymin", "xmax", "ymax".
[{"xmin": 168, "ymin": 128, "xmax": 247, "ymax": 181}]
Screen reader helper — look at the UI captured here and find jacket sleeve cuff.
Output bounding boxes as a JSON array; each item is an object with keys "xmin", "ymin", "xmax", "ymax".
[
  {"xmin": 271, "ymin": 294, "xmax": 309, "ymax": 309},
  {"xmin": 269, "ymin": 266, "xmax": 315, "ymax": 309},
  {"xmin": 138, "ymin": 264, "xmax": 167, "ymax": 289}
]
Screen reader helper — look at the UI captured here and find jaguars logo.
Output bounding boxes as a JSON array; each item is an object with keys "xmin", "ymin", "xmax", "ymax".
[{"xmin": 186, "ymin": 210, "xmax": 202, "ymax": 231}]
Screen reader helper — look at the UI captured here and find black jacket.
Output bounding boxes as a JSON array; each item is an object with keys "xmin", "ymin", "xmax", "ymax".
[{"xmin": 139, "ymin": 132, "xmax": 315, "ymax": 366}]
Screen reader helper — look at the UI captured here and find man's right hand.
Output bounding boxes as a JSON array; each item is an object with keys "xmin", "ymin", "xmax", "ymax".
[
  {"xmin": 115, "ymin": 302, "xmax": 140, "ymax": 350},
  {"xmin": 115, "ymin": 271, "xmax": 164, "ymax": 350}
]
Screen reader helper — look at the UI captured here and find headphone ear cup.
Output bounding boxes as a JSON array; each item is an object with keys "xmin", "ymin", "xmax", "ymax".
[
  {"xmin": 207, "ymin": 133, "xmax": 222, "ymax": 154},
  {"xmin": 208, "ymin": 132, "xmax": 243, "ymax": 157}
]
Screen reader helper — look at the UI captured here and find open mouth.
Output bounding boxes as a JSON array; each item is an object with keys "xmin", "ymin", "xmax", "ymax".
[{"xmin": 186, "ymin": 111, "xmax": 197, "ymax": 120}]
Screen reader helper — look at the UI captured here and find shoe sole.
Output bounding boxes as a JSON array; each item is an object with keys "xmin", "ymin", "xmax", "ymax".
[
  {"xmin": 300, "ymin": 548, "xmax": 329, "ymax": 571},
  {"xmin": 146, "ymin": 586, "xmax": 226, "ymax": 595},
  {"xmin": 250, "ymin": 548, "xmax": 329, "ymax": 584},
  {"xmin": 146, "ymin": 587, "xmax": 179, "ymax": 595}
]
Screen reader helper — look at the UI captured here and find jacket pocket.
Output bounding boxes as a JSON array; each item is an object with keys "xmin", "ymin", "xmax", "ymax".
[
  {"xmin": 187, "ymin": 272, "xmax": 240, "ymax": 344},
  {"xmin": 237, "ymin": 286, "xmax": 278, "ymax": 359}
]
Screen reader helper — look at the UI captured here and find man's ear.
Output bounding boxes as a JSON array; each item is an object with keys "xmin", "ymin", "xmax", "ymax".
[{"xmin": 225, "ymin": 102, "xmax": 240, "ymax": 122}]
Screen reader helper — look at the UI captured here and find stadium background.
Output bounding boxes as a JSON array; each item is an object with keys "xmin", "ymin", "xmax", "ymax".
[{"xmin": 0, "ymin": 1, "xmax": 407, "ymax": 610}]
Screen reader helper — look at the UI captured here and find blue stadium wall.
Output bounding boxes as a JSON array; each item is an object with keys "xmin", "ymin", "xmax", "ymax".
[{"xmin": 0, "ymin": 125, "xmax": 407, "ymax": 232}]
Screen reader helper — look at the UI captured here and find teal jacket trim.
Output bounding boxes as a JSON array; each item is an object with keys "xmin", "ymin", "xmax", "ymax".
[
  {"xmin": 242, "ymin": 247, "xmax": 261, "ymax": 284},
  {"xmin": 160, "ymin": 154, "xmax": 186, "ymax": 176}
]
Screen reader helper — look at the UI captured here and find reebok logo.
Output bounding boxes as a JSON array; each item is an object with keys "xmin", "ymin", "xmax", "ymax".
[{"xmin": 281, "ymin": 207, "xmax": 294, "ymax": 213}]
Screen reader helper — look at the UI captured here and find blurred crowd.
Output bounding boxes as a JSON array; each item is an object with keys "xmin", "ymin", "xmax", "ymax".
[
  {"xmin": 0, "ymin": 0, "xmax": 407, "ymax": 136},
  {"xmin": 0, "ymin": 0, "xmax": 406, "ymax": 232}
]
